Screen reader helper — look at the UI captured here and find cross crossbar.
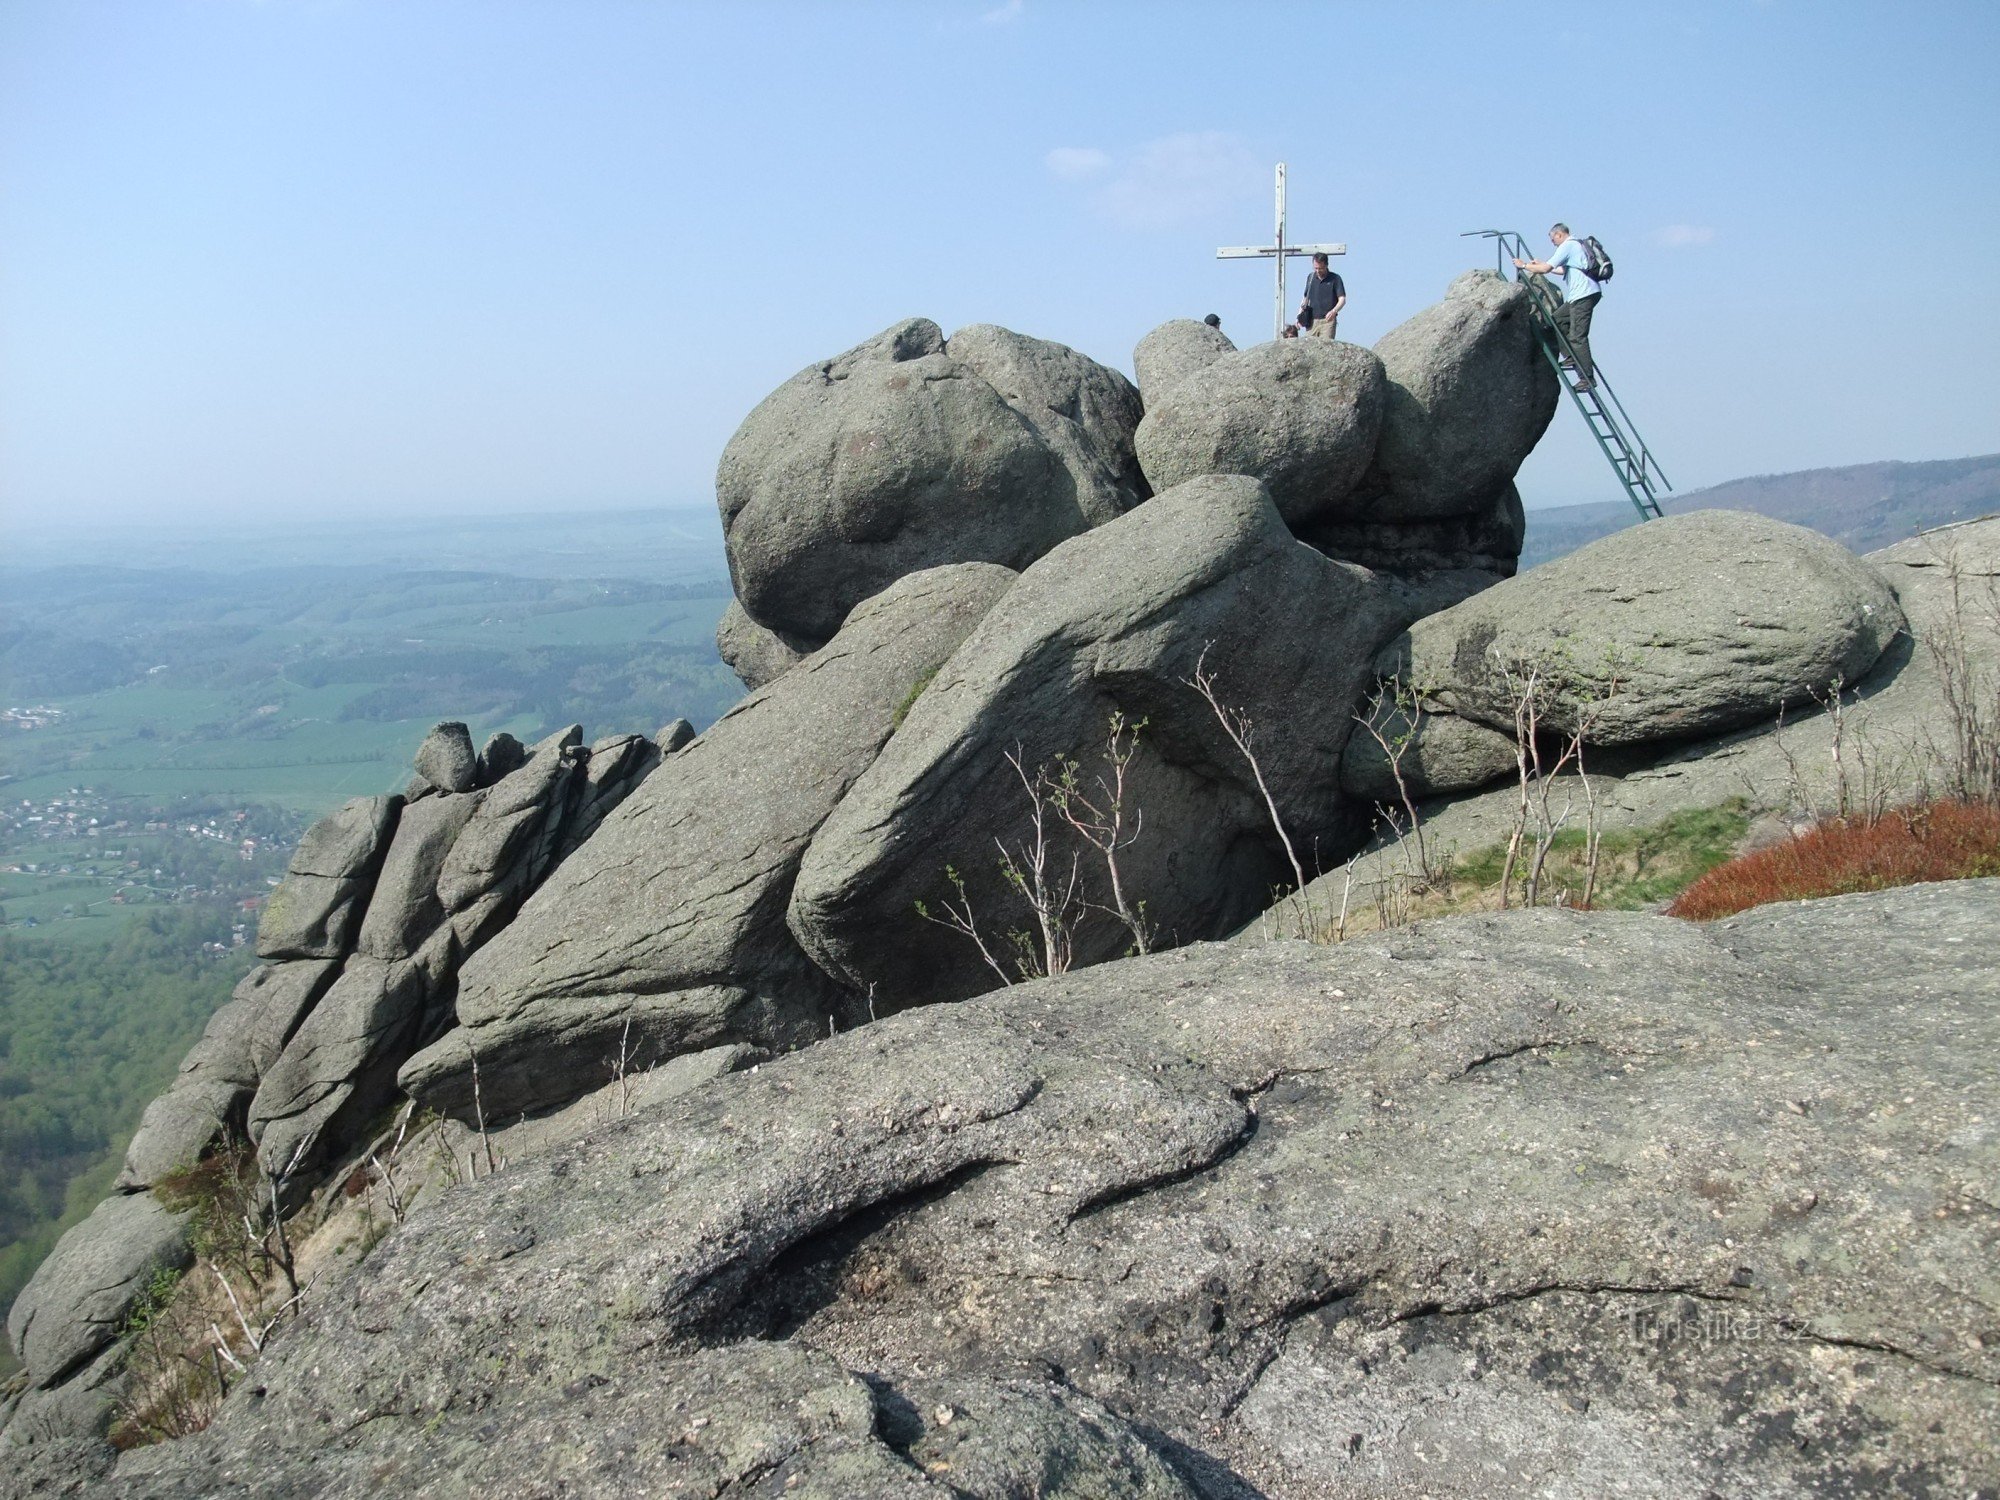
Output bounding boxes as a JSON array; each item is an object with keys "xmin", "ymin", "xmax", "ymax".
[{"xmin": 1215, "ymin": 164, "xmax": 1344, "ymax": 338}]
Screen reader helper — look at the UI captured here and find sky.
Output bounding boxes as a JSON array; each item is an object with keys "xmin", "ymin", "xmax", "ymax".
[{"xmin": 3, "ymin": 0, "xmax": 1998, "ymax": 536}]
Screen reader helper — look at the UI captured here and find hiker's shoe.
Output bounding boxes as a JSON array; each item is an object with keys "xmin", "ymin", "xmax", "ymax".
[{"xmin": 1572, "ymin": 381, "xmax": 1595, "ymax": 393}]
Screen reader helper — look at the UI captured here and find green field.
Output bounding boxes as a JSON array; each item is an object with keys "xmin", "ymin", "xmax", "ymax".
[
  {"xmin": 2, "ymin": 567, "xmax": 739, "ymax": 813},
  {"xmin": 0, "ymin": 529, "xmax": 744, "ymax": 1342}
]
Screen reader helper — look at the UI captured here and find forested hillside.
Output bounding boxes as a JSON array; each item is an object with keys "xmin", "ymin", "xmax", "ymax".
[
  {"xmin": 0, "ymin": 910, "xmax": 258, "ymax": 1367},
  {"xmin": 1521, "ymin": 452, "xmax": 2000, "ymax": 568}
]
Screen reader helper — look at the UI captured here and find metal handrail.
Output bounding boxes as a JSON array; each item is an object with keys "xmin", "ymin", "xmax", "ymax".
[{"xmin": 1461, "ymin": 229, "xmax": 1672, "ymax": 519}]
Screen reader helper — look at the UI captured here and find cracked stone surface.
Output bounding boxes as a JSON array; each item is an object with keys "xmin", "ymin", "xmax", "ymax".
[
  {"xmin": 253, "ymin": 795, "xmax": 400, "ymax": 960},
  {"xmin": 5, "ymin": 1193, "xmax": 190, "ymax": 1393},
  {"xmin": 789, "ymin": 474, "xmax": 1491, "ymax": 1009},
  {"xmin": 397, "ymin": 562, "xmax": 1017, "ymax": 1120},
  {"xmin": 118, "ymin": 958, "xmax": 341, "ymax": 1190},
  {"xmin": 62, "ymin": 880, "xmax": 2000, "ymax": 1497}
]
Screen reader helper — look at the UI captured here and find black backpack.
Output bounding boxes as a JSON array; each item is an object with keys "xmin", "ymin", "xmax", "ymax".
[{"xmin": 1580, "ymin": 235, "xmax": 1614, "ymax": 283}]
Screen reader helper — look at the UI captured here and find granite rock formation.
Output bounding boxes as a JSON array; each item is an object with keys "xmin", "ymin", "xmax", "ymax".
[
  {"xmin": 399, "ymin": 562, "xmax": 1017, "ymax": 1120},
  {"xmin": 717, "ymin": 318, "xmax": 1144, "ymax": 643},
  {"xmin": 1375, "ymin": 508, "xmax": 1907, "ymax": 748},
  {"xmin": 43, "ymin": 882, "xmax": 2000, "ymax": 1498}
]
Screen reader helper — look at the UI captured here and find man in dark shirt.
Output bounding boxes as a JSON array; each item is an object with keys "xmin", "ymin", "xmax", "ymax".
[{"xmin": 1299, "ymin": 254, "xmax": 1346, "ymax": 340}]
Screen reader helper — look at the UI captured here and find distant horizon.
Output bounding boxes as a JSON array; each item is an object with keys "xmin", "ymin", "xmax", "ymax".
[{"xmin": 8, "ymin": 445, "xmax": 1996, "ymax": 559}]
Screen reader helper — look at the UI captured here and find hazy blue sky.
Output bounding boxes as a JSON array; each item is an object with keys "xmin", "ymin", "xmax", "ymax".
[{"xmin": 3, "ymin": 0, "xmax": 1996, "ymax": 531}]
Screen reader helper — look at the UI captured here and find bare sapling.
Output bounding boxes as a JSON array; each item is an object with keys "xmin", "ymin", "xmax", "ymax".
[
  {"xmin": 915, "ymin": 864, "xmax": 1016, "ymax": 985},
  {"xmin": 1492, "ymin": 646, "xmax": 1622, "ymax": 908},
  {"xmin": 993, "ymin": 746, "xmax": 1084, "ymax": 979},
  {"xmin": 916, "ymin": 743, "xmax": 1085, "ymax": 982},
  {"xmin": 1354, "ymin": 676, "xmax": 1440, "ymax": 887},
  {"xmin": 610, "ymin": 1015, "xmax": 639, "ymax": 1118},
  {"xmin": 1920, "ymin": 532, "xmax": 2000, "ymax": 805},
  {"xmin": 1187, "ymin": 646, "xmax": 1306, "ymax": 893},
  {"xmin": 1495, "ymin": 654, "xmax": 1546, "ymax": 909},
  {"xmin": 462, "ymin": 1037, "xmax": 498, "ymax": 1179},
  {"xmin": 1048, "ymin": 711, "xmax": 1154, "ymax": 955},
  {"xmin": 366, "ymin": 1100, "xmax": 417, "ymax": 1227}
]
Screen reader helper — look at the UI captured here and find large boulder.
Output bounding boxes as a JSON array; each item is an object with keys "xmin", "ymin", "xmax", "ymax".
[
  {"xmin": 947, "ymin": 323, "xmax": 1149, "ymax": 527},
  {"xmin": 118, "ymin": 959, "xmax": 341, "ymax": 1189},
  {"xmin": 1375, "ymin": 509, "xmax": 1908, "ymax": 746},
  {"xmin": 788, "ymin": 475, "xmax": 1465, "ymax": 1008},
  {"xmin": 92, "ymin": 882, "xmax": 2000, "ymax": 1497},
  {"xmin": 716, "ymin": 598, "xmax": 816, "ymax": 688},
  {"xmin": 718, "ymin": 318, "xmax": 1141, "ymax": 642},
  {"xmin": 1133, "ymin": 339, "xmax": 1387, "ymax": 531},
  {"xmin": 397, "ymin": 562, "xmax": 1019, "ymax": 1121},
  {"xmin": 411, "ymin": 722, "xmax": 478, "ymax": 794},
  {"xmin": 6, "ymin": 1193, "xmax": 190, "ymax": 1391},
  {"xmin": 253, "ymin": 796, "xmax": 399, "ymax": 960},
  {"xmin": 1131, "ymin": 316, "xmax": 1235, "ymax": 399},
  {"xmin": 1357, "ymin": 270, "xmax": 1561, "ymax": 521}
]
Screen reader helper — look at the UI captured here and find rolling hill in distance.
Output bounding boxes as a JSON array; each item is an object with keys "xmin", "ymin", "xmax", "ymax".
[{"xmin": 1519, "ymin": 451, "xmax": 2000, "ymax": 569}]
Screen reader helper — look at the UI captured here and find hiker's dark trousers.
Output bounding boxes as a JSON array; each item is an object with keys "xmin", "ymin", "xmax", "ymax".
[{"xmin": 1563, "ymin": 292, "xmax": 1600, "ymax": 386}]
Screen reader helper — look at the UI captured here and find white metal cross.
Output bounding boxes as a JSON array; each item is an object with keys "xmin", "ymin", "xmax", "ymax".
[{"xmin": 1216, "ymin": 163, "xmax": 1346, "ymax": 340}]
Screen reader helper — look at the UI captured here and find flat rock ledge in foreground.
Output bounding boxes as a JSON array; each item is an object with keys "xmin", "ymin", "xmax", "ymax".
[{"xmin": 52, "ymin": 879, "xmax": 2000, "ymax": 1499}]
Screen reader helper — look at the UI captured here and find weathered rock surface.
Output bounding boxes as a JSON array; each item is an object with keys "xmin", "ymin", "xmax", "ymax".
[
  {"xmin": 100, "ymin": 1340, "xmax": 1199, "ymax": 1499},
  {"xmin": 556, "ymin": 733, "xmax": 662, "ymax": 860},
  {"xmin": 1133, "ymin": 339, "xmax": 1387, "ymax": 530},
  {"xmin": 718, "ymin": 318, "xmax": 1137, "ymax": 641},
  {"xmin": 411, "ymin": 722, "xmax": 477, "ymax": 794},
  {"xmin": 118, "ymin": 959, "xmax": 341, "ymax": 1190},
  {"xmin": 1132, "ymin": 317, "xmax": 1235, "ymax": 400},
  {"xmin": 398, "ymin": 562, "xmax": 1018, "ymax": 1120},
  {"xmin": 355, "ymin": 790, "xmax": 482, "ymax": 961},
  {"xmin": 948, "ymin": 322, "xmax": 1148, "ymax": 527},
  {"xmin": 6, "ymin": 1193, "xmax": 190, "ymax": 1392},
  {"xmin": 77, "ymin": 882, "xmax": 2000, "ymax": 1497},
  {"xmin": 253, "ymin": 795, "xmax": 399, "ymax": 960},
  {"xmin": 1376, "ymin": 509, "xmax": 1907, "ymax": 746},
  {"xmin": 655, "ymin": 717, "xmax": 695, "ymax": 753},
  {"xmin": 1340, "ymin": 699, "xmax": 1521, "ymax": 803},
  {"xmin": 788, "ymin": 475, "xmax": 1468, "ymax": 1007},
  {"xmin": 476, "ymin": 730, "xmax": 525, "ymax": 785},
  {"xmin": 716, "ymin": 597, "xmax": 817, "ymax": 688},
  {"xmin": 1358, "ymin": 270, "xmax": 1560, "ymax": 521},
  {"xmin": 247, "ymin": 937, "xmax": 454, "ymax": 1189},
  {"xmin": 433, "ymin": 726, "xmax": 588, "ymax": 950}
]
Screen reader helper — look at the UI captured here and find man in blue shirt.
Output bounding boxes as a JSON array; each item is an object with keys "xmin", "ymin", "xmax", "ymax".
[
  {"xmin": 1298, "ymin": 254, "xmax": 1346, "ymax": 341},
  {"xmin": 1515, "ymin": 223, "xmax": 1600, "ymax": 392}
]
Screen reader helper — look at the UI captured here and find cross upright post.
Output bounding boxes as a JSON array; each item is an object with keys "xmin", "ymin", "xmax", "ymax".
[{"xmin": 1216, "ymin": 163, "xmax": 1346, "ymax": 340}]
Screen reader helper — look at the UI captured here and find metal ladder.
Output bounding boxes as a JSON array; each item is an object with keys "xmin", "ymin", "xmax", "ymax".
[{"xmin": 1463, "ymin": 229, "xmax": 1670, "ymax": 522}]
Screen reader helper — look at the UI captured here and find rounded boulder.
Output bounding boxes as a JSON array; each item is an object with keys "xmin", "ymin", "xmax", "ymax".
[
  {"xmin": 718, "ymin": 318, "xmax": 1139, "ymax": 642},
  {"xmin": 1133, "ymin": 339, "xmax": 1388, "ymax": 531},
  {"xmin": 1373, "ymin": 509, "xmax": 1908, "ymax": 747}
]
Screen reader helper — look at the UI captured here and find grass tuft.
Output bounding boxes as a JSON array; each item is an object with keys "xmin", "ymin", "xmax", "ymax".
[{"xmin": 1668, "ymin": 799, "xmax": 2000, "ymax": 920}]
